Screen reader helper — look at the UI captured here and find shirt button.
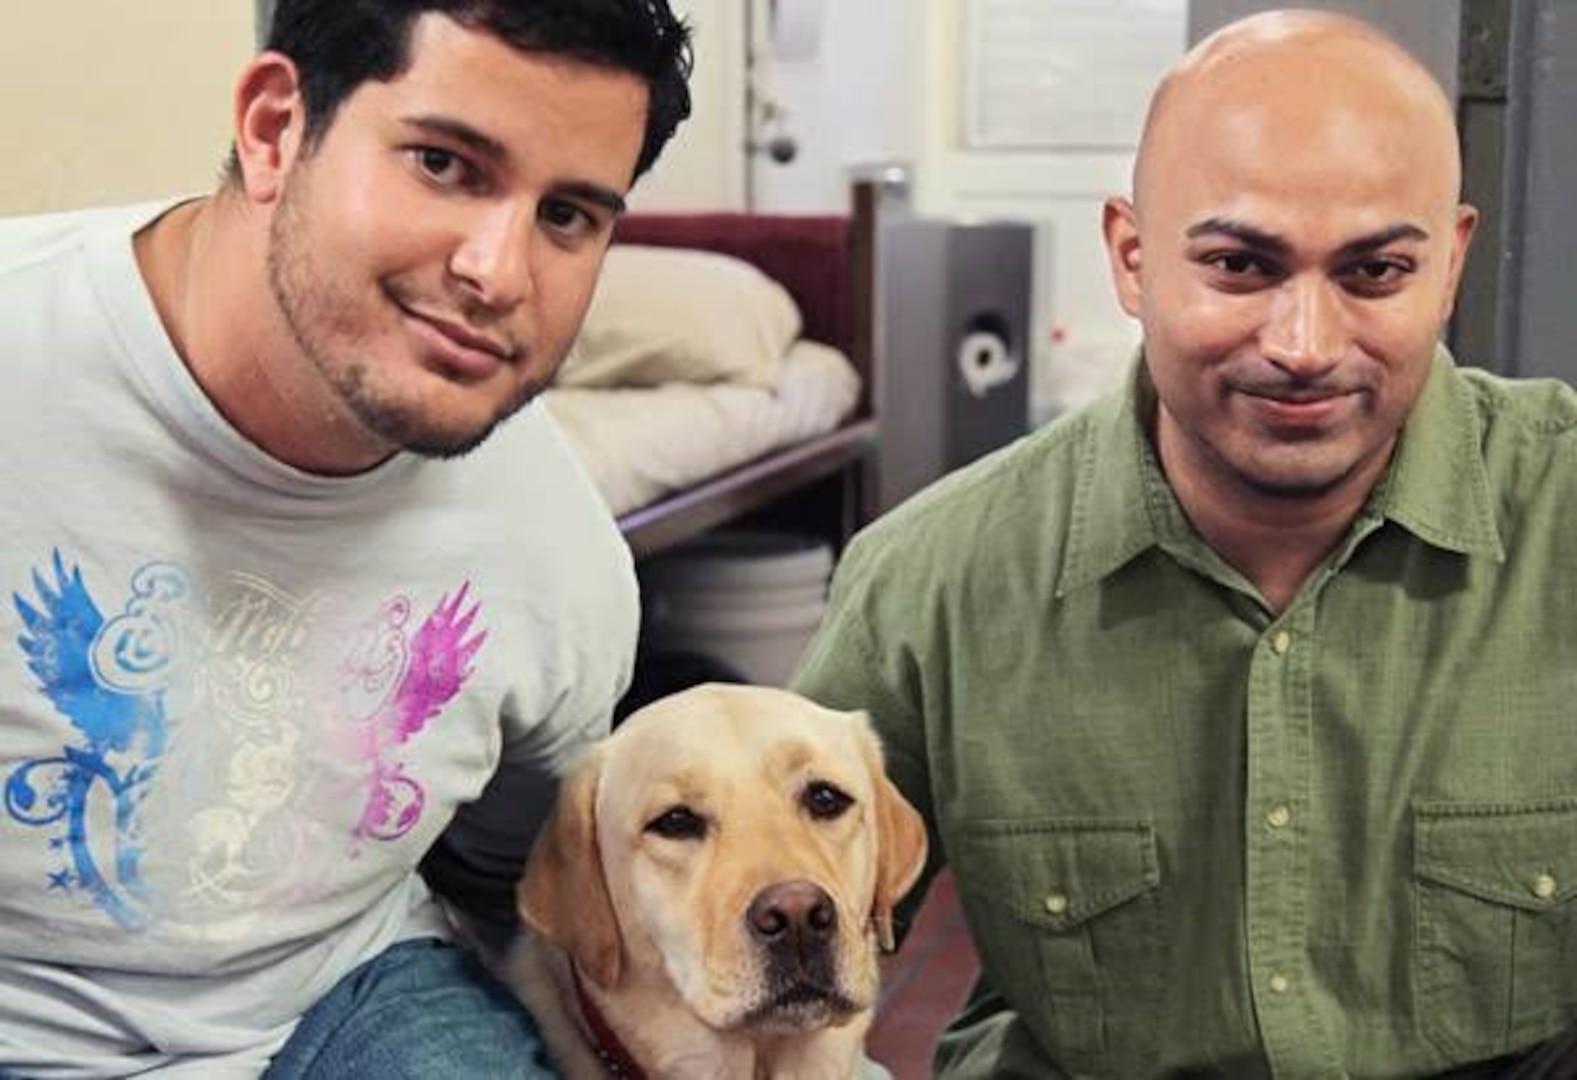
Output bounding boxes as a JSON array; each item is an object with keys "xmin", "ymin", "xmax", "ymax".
[
  {"xmin": 1268, "ymin": 972, "xmax": 1292, "ymax": 994},
  {"xmin": 1271, "ymin": 630, "xmax": 1292, "ymax": 655},
  {"xmin": 1266, "ymin": 804, "xmax": 1292, "ymax": 829},
  {"xmin": 1044, "ymin": 892, "xmax": 1070, "ymax": 916},
  {"xmin": 1533, "ymin": 873, "xmax": 1558, "ymax": 900}
]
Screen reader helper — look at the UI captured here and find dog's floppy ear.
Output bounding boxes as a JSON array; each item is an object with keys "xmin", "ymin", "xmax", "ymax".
[
  {"xmin": 518, "ymin": 748, "xmax": 623, "ymax": 988},
  {"xmin": 854, "ymin": 715, "xmax": 929, "ymax": 953}
]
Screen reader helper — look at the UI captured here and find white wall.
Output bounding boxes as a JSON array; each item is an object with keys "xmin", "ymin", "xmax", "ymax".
[{"xmin": 0, "ymin": 5, "xmax": 254, "ymax": 216}]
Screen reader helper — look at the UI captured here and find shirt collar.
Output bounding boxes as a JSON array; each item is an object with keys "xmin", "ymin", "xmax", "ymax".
[
  {"xmin": 1059, "ymin": 344, "xmax": 1504, "ymax": 598},
  {"xmin": 1057, "ymin": 356, "xmax": 1167, "ymax": 597},
  {"xmin": 1369, "ymin": 346, "xmax": 1504, "ymax": 561}
]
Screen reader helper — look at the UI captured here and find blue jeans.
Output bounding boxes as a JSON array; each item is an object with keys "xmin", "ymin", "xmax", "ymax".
[{"xmin": 265, "ymin": 937, "xmax": 557, "ymax": 1079}]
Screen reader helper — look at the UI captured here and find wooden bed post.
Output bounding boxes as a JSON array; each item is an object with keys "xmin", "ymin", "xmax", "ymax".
[{"xmin": 848, "ymin": 178, "xmax": 881, "ymax": 531}]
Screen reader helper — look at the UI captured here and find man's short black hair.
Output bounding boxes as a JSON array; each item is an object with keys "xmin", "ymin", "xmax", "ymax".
[{"xmin": 262, "ymin": 0, "xmax": 692, "ymax": 179}]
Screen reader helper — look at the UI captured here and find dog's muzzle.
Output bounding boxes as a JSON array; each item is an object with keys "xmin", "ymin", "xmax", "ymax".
[{"xmin": 744, "ymin": 881, "xmax": 858, "ymax": 1026}]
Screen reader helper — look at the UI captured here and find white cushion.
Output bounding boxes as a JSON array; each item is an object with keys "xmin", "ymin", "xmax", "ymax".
[{"xmin": 558, "ymin": 245, "xmax": 802, "ymax": 389}]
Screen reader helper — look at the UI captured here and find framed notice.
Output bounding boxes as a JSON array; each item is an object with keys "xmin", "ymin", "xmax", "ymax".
[{"xmin": 961, "ymin": 0, "xmax": 1187, "ymax": 151}]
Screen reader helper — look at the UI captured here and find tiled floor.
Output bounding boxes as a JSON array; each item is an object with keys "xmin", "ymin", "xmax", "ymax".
[{"xmin": 867, "ymin": 871, "xmax": 979, "ymax": 1079}]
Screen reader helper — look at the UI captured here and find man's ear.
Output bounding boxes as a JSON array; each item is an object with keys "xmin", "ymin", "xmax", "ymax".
[
  {"xmin": 232, "ymin": 51, "xmax": 308, "ymax": 205},
  {"xmin": 1440, "ymin": 202, "xmax": 1480, "ymax": 323},
  {"xmin": 1102, "ymin": 196, "xmax": 1144, "ymax": 319}
]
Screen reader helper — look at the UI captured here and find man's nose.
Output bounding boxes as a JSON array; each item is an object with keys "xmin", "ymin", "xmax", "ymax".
[
  {"xmin": 1261, "ymin": 276, "xmax": 1347, "ymax": 376},
  {"xmin": 447, "ymin": 203, "xmax": 536, "ymax": 311}
]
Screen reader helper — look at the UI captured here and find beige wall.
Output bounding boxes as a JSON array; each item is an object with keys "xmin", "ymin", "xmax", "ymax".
[{"xmin": 0, "ymin": 4, "xmax": 255, "ymax": 216}]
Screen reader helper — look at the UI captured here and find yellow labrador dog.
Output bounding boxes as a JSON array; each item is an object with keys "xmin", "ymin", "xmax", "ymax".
[{"xmin": 510, "ymin": 683, "xmax": 928, "ymax": 1079}]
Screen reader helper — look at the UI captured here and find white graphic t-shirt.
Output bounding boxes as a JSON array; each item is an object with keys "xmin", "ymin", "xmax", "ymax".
[{"xmin": 0, "ymin": 202, "xmax": 638, "ymax": 1077}]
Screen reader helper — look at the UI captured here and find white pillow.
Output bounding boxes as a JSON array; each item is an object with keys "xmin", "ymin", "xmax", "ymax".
[{"xmin": 558, "ymin": 245, "xmax": 802, "ymax": 389}]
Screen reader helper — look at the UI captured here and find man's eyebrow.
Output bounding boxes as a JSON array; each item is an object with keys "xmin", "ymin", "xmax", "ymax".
[
  {"xmin": 555, "ymin": 180, "xmax": 628, "ymax": 217},
  {"xmin": 401, "ymin": 114, "xmax": 509, "ymax": 165},
  {"xmin": 398, "ymin": 114, "xmax": 628, "ymax": 215},
  {"xmin": 1334, "ymin": 223, "xmax": 1432, "ymax": 258},
  {"xmin": 1185, "ymin": 217, "xmax": 1431, "ymax": 257}
]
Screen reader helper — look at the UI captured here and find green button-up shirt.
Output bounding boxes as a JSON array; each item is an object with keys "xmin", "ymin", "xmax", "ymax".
[{"xmin": 795, "ymin": 351, "xmax": 1577, "ymax": 1079}]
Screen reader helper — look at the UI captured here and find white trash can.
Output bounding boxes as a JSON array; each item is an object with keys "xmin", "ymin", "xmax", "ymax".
[{"xmin": 640, "ymin": 530, "xmax": 834, "ymax": 688}]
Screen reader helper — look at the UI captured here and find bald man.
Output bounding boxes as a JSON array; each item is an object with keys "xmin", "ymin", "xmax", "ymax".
[{"xmin": 796, "ymin": 10, "xmax": 1577, "ymax": 1079}]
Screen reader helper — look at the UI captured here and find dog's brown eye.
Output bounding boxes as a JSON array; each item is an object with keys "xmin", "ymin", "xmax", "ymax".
[
  {"xmin": 803, "ymin": 781, "xmax": 854, "ymax": 820},
  {"xmin": 646, "ymin": 805, "xmax": 708, "ymax": 840}
]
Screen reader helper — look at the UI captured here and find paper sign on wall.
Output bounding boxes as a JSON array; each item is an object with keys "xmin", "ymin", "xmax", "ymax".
[{"xmin": 961, "ymin": 0, "xmax": 1187, "ymax": 150}]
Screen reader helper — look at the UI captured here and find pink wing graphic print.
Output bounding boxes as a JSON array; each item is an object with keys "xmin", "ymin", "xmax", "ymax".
[{"xmin": 355, "ymin": 584, "xmax": 489, "ymax": 845}]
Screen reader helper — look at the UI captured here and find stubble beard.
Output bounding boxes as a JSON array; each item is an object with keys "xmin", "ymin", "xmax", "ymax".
[{"xmin": 265, "ymin": 176, "xmax": 536, "ymax": 462}]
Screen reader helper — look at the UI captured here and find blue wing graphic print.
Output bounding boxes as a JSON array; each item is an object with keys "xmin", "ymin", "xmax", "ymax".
[
  {"xmin": 7, "ymin": 551, "xmax": 171, "ymax": 927},
  {"xmin": 14, "ymin": 550, "xmax": 163, "ymax": 754}
]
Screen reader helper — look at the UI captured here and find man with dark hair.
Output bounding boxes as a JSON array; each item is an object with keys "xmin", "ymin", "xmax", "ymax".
[
  {"xmin": 247, "ymin": 0, "xmax": 691, "ymax": 190},
  {"xmin": 797, "ymin": 9, "xmax": 1577, "ymax": 1079},
  {"xmin": 0, "ymin": 2, "xmax": 689, "ymax": 1076}
]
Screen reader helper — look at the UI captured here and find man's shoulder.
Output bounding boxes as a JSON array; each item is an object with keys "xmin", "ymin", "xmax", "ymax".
[
  {"xmin": 1452, "ymin": 366, "xmax": 1577, "ymax": 475},
  {"xmin": 459, "ymin": 403, "xmax": 636, "ymax": 580},
  {"xmin": 0, "ymin": 202, "xmax": 162, "ymax": 283},
  {"xmin": 1457, "ymin": 365, "xmax": 1577, "ymax": 436},
  {"xmin": 0, "ymin": 206, "xmax": 95, "ymax": 279},
  {"xmin": 847, "ymin": 400, "xmax": 1105, "ymax": 569},
  {"xmin": 1445, "ymin": 366, "xmax": 1577, "ymax": 523}
]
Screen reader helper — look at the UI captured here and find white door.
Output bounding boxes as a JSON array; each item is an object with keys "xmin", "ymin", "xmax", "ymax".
[{"xmin": 744, "ymin": 0, "xmax": 920, "ymax": 213}]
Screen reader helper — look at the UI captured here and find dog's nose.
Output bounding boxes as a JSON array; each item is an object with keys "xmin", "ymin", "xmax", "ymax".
[{"xmin": 747, "ymin": 880, "xmax": 838, "ymax": 945}]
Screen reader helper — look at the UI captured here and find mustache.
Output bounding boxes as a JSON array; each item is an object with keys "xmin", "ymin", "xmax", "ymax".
[{"xmin": 1229, "ymin": 370, "xmax": 1372, "ymax": 402}]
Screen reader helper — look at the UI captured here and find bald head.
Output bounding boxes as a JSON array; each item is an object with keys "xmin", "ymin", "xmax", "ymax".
[
  {"xmin": 1100, "ymin": 7, "xmax": 1479, "ymax": 549},
  {"xmin": 1134, "ymin": 10, "xmax": 1461, "ymax": 214}
]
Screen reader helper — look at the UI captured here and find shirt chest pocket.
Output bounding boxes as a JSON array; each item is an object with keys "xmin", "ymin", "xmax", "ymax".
[
  {"xmin": 1414, "ymin": 798, "xmax": 1577, "ymax": 1063},
  {"xmin": 952, "ymin": 819, "xmax": 1162, "ymax": 1069}
]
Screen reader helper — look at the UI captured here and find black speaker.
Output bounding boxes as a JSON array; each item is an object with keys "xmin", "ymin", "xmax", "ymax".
[{"xmin": 873, "ymin": 217, "xmax": 1036, "ymax": 514}]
